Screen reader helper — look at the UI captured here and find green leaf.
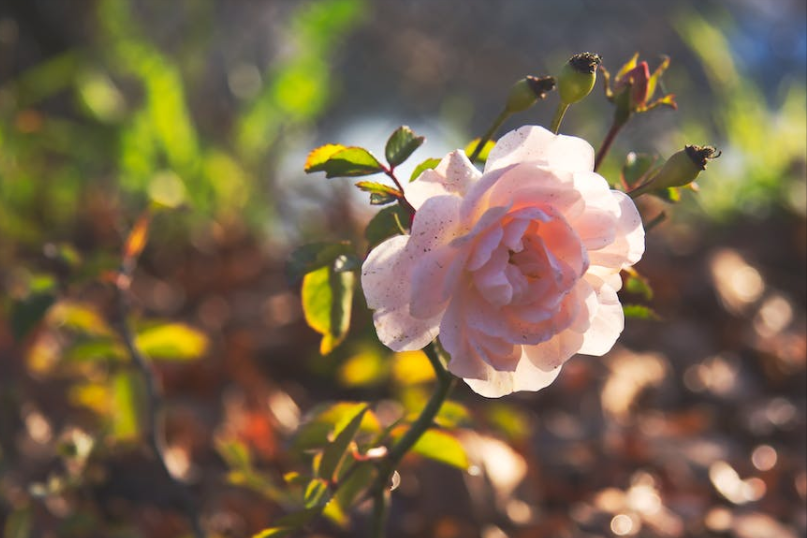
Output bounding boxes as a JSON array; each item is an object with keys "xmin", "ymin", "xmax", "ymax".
[
  {"xmin": 355, "ymin": 181, "xmax": 402, "ymax": 206},
  {"xmin": 11, "ymin": 293, "xmax": 56, "ymax": 343},
  {"xmin": 622, "ymin": 152, "xmax": 660, "ymax": 188},
  {"xmin": 111, "ymin": 371, "xmax": 143, "ymax": 441},
  {"xmin": 624, "ymin": 270, "xmax": 654, "ymax": 300},
  {"xmin": 305, "ymin": 146, "xmax": 384, "ymax": 178},
  {"xmin": 48, "ymin": 301, "xmax": 113, "ymax": 337},
  {"xmin": 385, "ymin": 126, "xmax": 425, "ymax": 168},
  {"xmin": 407, "ymin": 428, "xmax": 469, "ymax": 470},
  {"xmin": 623, "ymin": 304, "xmax": 660, "ymax": 320},
  {"xmin": 464, "ymin": 138, "xmax": 495, "ymax": 163},
  {"xmin": 65, "ymin": 339, "xmax": 125, "ymax": 362},
  {"xmin": 303, "ymin": 478, "xmax": 330, "ymax": 508},
  {"xmin": 286, "ymin": 241, "xmax": 356, "ymax": 281},
  {"xmin": 434, "ymin": 401, "xmax": 473, "ymax": 429},
  {"xmin": 318, "ymin": 405, "xmax": 368, "ymax": 482},
  {"xmin": 293, "ymin": 402, "xmax": 381, "ymax": 452},
  {"xmin": 335, "ymin": 460, "xmax": 375, "ymax": 508},
  {"xmin": 135, "ymin": 323, "xmax": 209, "ymax": 361},
  {"xmin": 302, "ymin": 266, "xmax": 355, "ymax": 355},
  {"xmin": 409, "ymin": 157, "xmax": 441, "ymax": 182},
  {"xmin": 484, "ymin": 403, "xmax": 531, "ymax": 443},
  {"xmin": 365, "ymin": 205, "xmax": 410, "ymax": 250}
]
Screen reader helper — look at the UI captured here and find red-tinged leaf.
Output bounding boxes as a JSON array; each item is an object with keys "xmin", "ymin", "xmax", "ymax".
[
  {"xmin": 616, "ymin": 52, "xmax": 640, "ymax": 82},
  {"xmin": 304, "ymin": 144, "xmax": 346, "ymax": 172},
  {"xmin": 123, "ymin": 211, "xmax": 151, "ymax": 262},
  {"xmin": 355, "ymin": 181, "xmax": 402, "ymax": 205},
  {"xmin": 646, "ymin": 55, "xmax": 671, "ymax": 101}
]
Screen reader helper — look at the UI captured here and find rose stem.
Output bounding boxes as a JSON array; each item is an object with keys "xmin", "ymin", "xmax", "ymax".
[
  {"xmin": 549, "ymin": 103, "xmax": 569, "ymax": 134},
  {"xmin": 594, "ymin": 119, "xmax": 625, "ymax": 172},
  {"xmin": 369, "ymin": 342, "xmax": 456, "ymax": 538},
  {"xmin": 383, "ymin": 168, "xmax": 416, "ymax": 216},
  {"xmin": 469, "ymin": 110, "xmax": 510, "ymax": 163}
]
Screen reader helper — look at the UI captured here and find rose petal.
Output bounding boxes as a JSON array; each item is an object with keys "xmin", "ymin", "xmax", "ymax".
[
  {"xmin": 484, "ymin": 126, "xmax": 595, "ymax": 174},
  {"xmin": 406, "ymin": 150, "xmax": 480, "ymax": 210},
  {"xmin": 576, "ymin": 273, "xmax": 625, "ymax": 356},
  {"xmin": 462, "ymin": 356, "xmax": 564, "ymax": 398}
]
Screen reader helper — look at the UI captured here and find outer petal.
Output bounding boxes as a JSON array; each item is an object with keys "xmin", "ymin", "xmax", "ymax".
[
  {"xmin": 576, "ymin": 273, "xmax": 625, "ymax": 356},
  {"xmin": 362, "ymin": 235, "xmax": 442, "ymax": 351},
  {"xmin": 362, "ymin": 235, "xmax": 411, "ymax": 311},
  {"xmin": 406, "ymin": 150, "xmax": 480, "ymax": 210},
  {"xmin": 462, "ymin": 356, "xmax": 564, "ymax": 398},
  {"xmin": 484, "ymin": 126, "xmax": 595, "ymax": 175},
  {"xmin": 587, "ymin": 191, "xmax": 644, "ymax": 269}
]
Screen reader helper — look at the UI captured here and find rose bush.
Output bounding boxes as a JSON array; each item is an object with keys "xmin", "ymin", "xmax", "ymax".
[{"xmin": 361, "ymin": 126, "xmax": 644, "ymax": 397}]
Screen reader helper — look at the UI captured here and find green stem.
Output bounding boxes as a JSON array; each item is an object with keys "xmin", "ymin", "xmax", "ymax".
[
  {"xmin": 369, "ymin": 342, "xmax": 456, "ymax": 538},
  {"xmin": 549, "ymin": 103, "xmax": 569, "ymax": 134},
  {"xmin": 594, "ymin": 118, "xmax": 625, "ymax": 172},
  {"xmin": 469, "ymin": 109, "xmax": 510, "ymax": 163}
]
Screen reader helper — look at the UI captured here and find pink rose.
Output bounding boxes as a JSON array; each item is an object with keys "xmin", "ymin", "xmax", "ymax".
[{"xmin": 361, "ymin": 126, "xmax": 644, "ymax": 397}]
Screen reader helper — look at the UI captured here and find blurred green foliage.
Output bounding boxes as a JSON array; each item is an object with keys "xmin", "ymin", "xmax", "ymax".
[
  {"xmin": 675, "ymin": 9, "xmax": 806, "ymax": 220},
  {"xmin": 0, "ymin": 0, "xmax": 366, "ymax": 261}
]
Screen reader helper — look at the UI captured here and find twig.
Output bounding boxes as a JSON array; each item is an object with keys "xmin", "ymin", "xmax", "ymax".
[{"xmin": 113, "ymin": 216, "xmax": 205, "ymax": 538}]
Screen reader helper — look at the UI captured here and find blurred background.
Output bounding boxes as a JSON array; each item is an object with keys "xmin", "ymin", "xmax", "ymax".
[{"xmin": 0, "ymin": 0, "xmax": 805, "ymax": 537}]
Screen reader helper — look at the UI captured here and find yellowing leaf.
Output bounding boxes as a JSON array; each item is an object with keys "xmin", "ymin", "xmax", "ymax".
[
  {"xmin": 339, "ymin": 350, "xmax": 388, "ymax": 387},
  {"xmin": 302, "ymin": 266, "xmax": 355, "ymax": 355},
  {"xmin": 464, "ymin": 138, "xmax": 496, "ymax": 163},
  {"xmin": 392, "ymin": 350, "xmax": 435, "ymax": 385},
  {"xmin": 408, "ymin": 428, "xmax": 469, "ymax": 470},
  {"xmin": 305, "ymin": 146, "xmax": 384, "ymax": 178},
  {"xmin": 135, "ymin": 323, "xmax": 209, "ymax": 361},
  {"xmin": 47, "ymin": 301, "xmax": 113, "ymax": 337},
  {"xmin": 304, "ymin": 144, "xmax": 347, "ymax": 172},
  {"xmin": 111, "ymin": 371, "xmax": 143, "ymax": 441}
]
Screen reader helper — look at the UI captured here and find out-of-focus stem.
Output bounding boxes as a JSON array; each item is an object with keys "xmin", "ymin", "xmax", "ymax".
[{"xmin": 470, "ymin": 110, "xmax": 510, "ymax": 163}]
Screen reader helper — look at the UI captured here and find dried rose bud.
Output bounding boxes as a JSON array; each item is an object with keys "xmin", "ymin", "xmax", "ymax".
[
  {"xmin": 651, "ymin": 145, "xmax": 721, "ymax": 189},
  {"xmin": 558, "ymin": 52, "xmax": 601, "ymax": 105},
  {"xmin": 505, "ymin": 76, "xmax": 556, "ymax": 113}
]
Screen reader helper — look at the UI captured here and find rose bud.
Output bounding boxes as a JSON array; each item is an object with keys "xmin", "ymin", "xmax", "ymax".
[
  {"xmin": 558, "ymin": 52, "xmax": 601, "ymax": 105},
  {"xmin": 505, "ymin": 76, "xmax": 556, "ymax": 113}
]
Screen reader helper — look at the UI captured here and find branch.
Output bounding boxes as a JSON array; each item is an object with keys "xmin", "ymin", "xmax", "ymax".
[{"xmin": 113, "ymin": 214, "xmax": 205, "ymax": 538}]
